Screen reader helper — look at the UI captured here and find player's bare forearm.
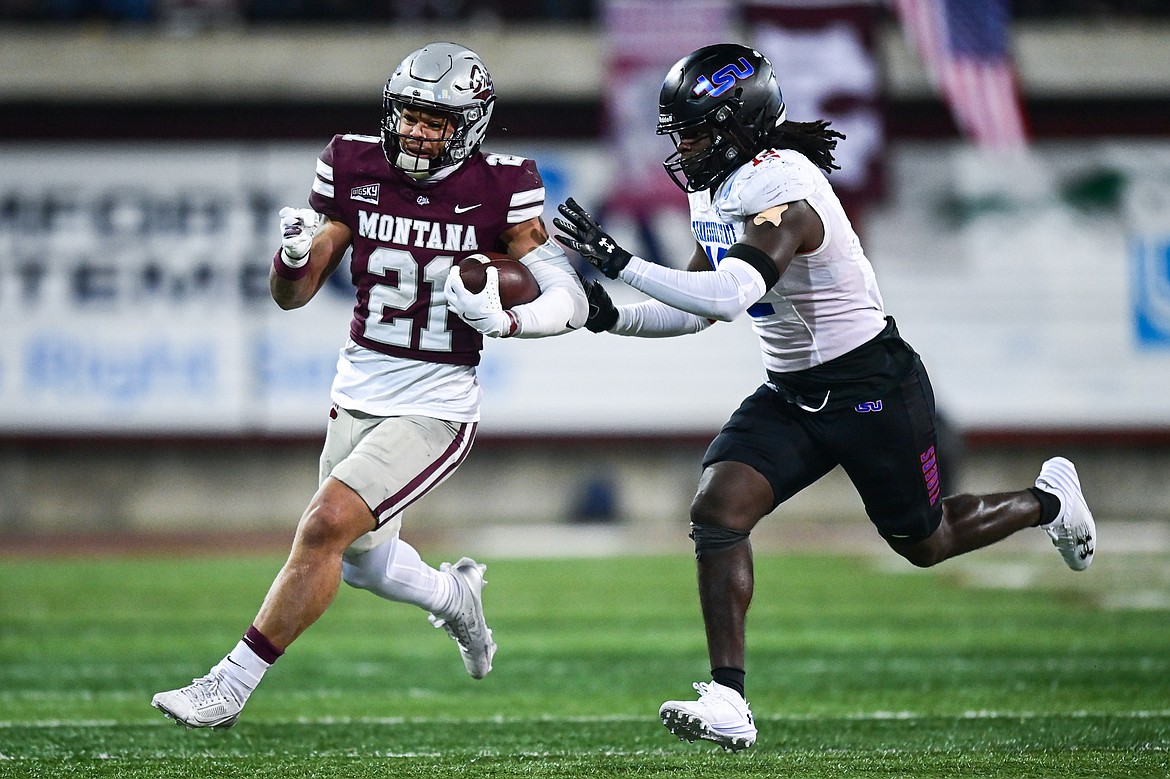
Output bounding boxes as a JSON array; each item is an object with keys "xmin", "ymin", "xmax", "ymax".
[
  {"xmin": 270, "ymin": 217, "xmax": 351, "ymax": 310},
  {"xmin": 270, "ymin": 269, "xmax": 318, "ymax": 310}
]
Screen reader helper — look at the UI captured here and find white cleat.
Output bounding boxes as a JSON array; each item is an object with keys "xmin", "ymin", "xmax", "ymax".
[
  {"xmin": 151, "ymin": 671, "xmax": 243, "ymax": 729},
  {"xmin": 429, "ymin": 557, "xmax": 496, "ymax": 679},
  {"xmin": 659, "ymin": 681, "xmax": 757, "ymax": 752},
  {"xmin": 1034, "ymin": 456, "xmax": 1096, "ymax": 571}
]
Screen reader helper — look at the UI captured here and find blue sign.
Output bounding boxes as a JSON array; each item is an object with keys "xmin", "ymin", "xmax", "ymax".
[{"xmin": 1131, "ymin": 233, "xmax": 1170, "ymax": 347}]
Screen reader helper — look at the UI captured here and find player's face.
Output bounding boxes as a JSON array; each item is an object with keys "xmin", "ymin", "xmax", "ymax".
[
  {"xmin": 398, "ymin": 107, "xmax": 456, "ymax": 159},
  {"xmin": 675, "ymin": 124, "xmax": 714, "ymax": 159}
]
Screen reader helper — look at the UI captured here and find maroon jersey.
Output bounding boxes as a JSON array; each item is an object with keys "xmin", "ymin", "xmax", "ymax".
[{"xmin": 308, "ymin": 133, "xmax": 546, "ymax": 366}]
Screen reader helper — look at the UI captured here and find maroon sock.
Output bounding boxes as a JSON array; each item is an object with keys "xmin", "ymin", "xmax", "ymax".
[{"xmin": 242, "ymin": 625, "xmax": 284, "ymax": 664}]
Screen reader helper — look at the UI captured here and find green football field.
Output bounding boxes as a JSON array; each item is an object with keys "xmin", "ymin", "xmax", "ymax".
[{"xmin": 1, "ymin": 541, "xmax": 1167, "ymax": 778}]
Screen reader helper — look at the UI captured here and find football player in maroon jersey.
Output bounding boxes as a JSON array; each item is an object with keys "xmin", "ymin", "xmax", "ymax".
[{"xmin": 152, "ymin": 41, "xmax": 586, "ymax": 730}]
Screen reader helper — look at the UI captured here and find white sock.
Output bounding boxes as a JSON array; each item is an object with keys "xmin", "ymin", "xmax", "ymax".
[
  {"xmin": 212, "ymin": 640, "xmax": 270, "ymax": 703},
  {"xmin": 342, "ymin": 537, "xmax": 455, "ymax": 615}
]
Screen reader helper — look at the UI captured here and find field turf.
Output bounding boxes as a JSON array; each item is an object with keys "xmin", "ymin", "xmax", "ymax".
[{"xmin": 1, "ymin": 542, "xmax": 1167, "ymax": 778}]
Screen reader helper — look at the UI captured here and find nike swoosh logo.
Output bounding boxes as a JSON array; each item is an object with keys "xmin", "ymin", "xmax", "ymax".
[{"xmin": 454, "ymin": 204, "xmax": 482, "ymax": 214}]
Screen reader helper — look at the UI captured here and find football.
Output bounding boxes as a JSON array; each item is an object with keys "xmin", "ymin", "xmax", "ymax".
[{"xmin": 457, "ymin": 253, "xmax": 541, "ymax": 309}]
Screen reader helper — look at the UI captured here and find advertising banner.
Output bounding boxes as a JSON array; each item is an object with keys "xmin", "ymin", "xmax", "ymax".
[{"xmin": 3, "ymin": 140, "xmax": 1168, "ymax": 437}]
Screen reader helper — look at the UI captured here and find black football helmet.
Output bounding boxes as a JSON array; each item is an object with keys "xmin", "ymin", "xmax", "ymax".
[
  {"xmin": 382, "ymin": 42, "xmax": 496, "ymax": 175},
  {"xmin": 656, "ymin": 44, "xmax": 786, "ymax": 192}
]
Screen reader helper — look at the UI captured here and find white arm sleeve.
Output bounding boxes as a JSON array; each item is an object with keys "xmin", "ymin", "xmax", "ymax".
[
  {"xmin": 610, "ymin": 300, "xmax": 712, "ymax": 337},
  {"xmin": 510, "ymin": 239, "xmax": 588, "ymax": 337},
  {"xmin": 618, "ymin": 255, "xmax": 767, "ymax": 322}
]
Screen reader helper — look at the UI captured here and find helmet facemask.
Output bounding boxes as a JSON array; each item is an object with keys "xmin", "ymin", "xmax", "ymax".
[
  {"xmin": 383, "ymin": 95, "xmax": 486, "ymax": 175},
  {"xmin": 660, "ymin": 96, "xmax": 762, "ymax": 192}
]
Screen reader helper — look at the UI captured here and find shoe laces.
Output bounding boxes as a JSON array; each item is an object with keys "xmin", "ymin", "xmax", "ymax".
[
  {"xmin": 437, "ymin": 617, "xmax": 472, "ymax": 650},
  {"xmin": 693, "ymin": 681, "xmax": 716, "ymax": 698},
  {"xmin": 185, "ymin": 673, "xmax": 229, "ymax": 706},
  {"xmin": 694, "ymin": 681, "xmax": 734, "ymax": 702},
  {"xmin": 693, "ymin": 681, "xmax": 751, "ymax": 713}
]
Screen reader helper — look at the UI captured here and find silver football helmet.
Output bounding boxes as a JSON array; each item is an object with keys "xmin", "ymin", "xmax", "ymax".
[{"xmin": 382, "ymin": 41, "xmax": 496, "ymax": 175}]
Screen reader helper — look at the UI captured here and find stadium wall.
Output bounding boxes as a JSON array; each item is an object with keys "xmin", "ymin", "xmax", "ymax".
[{"xmin": 3, "ymin": 437, "xmax": 1169, "ymax": 546}]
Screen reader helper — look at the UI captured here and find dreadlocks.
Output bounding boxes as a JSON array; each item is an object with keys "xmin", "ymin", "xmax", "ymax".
[{"xmin": 762, "ymin": 119, "xmax": 845, "ymax": 174}]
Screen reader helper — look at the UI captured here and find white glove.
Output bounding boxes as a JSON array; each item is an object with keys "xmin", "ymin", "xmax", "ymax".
[
  {"xmin": 278, "ymin": 207, "xmax": 322, "ymax": 268},
  {"xmin": 444, "ymin": 266, "xmax": 518, "ymax": 338}
]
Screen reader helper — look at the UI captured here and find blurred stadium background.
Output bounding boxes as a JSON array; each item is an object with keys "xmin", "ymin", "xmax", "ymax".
[{"xmin": 0, "ymin": 0, "xmax": 1168, "ymax": 555}]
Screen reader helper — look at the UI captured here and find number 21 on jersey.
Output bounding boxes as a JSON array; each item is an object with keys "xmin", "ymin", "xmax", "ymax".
[{"xmin": 364, "ymin": 248, "xmax": 455, "ymax": 352}]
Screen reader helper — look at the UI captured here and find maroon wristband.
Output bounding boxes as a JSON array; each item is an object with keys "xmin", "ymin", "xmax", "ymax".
[
  {"xmin": 503, "ymin": 310, "xmax": 520, "ymax": 337},
  {"xmin": 272, "ymin": 249, "xmax": 311, "ymax": 281}
]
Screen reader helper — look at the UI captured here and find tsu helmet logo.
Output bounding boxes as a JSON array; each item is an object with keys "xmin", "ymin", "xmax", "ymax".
[{"xmin": 692, "ymin": 57, "xmax": 755, "ymax": 98}]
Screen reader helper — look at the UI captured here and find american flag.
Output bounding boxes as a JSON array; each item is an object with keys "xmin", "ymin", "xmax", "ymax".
[{"xmin": 892, "ymin": 0, "xmax": 1029, "ymax": 148}]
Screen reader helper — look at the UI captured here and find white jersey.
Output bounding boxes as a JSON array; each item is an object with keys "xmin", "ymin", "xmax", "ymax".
[
  {"xmin": 690, "ymin": 148, "xmax": 886, "ymax": 373},
  {"xmin": 331, "ymin": 340, "xmax": 480, "ymax": 421}
]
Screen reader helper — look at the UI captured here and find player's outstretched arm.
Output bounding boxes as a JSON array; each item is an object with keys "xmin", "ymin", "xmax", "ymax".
[
  {"xmin": 582, "ymin": 241, "xmax": 715, "ymax": 337},
  {"xmin": 269, "ymin": 208, "xmax": 351, "ymax": 310},
  {"xmin": 554, "ymin": 197, "xmax": 769, "ymax": 323},
  {"xmin": 583, "ymin": 278, "xmax": 712, "ymax": 338}
]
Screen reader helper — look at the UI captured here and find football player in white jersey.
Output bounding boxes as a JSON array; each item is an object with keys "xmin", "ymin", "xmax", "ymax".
[
  {"xmin": 555, "ymin": 43, "xmax": 1095, "ymax": 751},
  {"xmin": 152, "ymin": 41, "xmax": 587, "ymax": 730}
]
